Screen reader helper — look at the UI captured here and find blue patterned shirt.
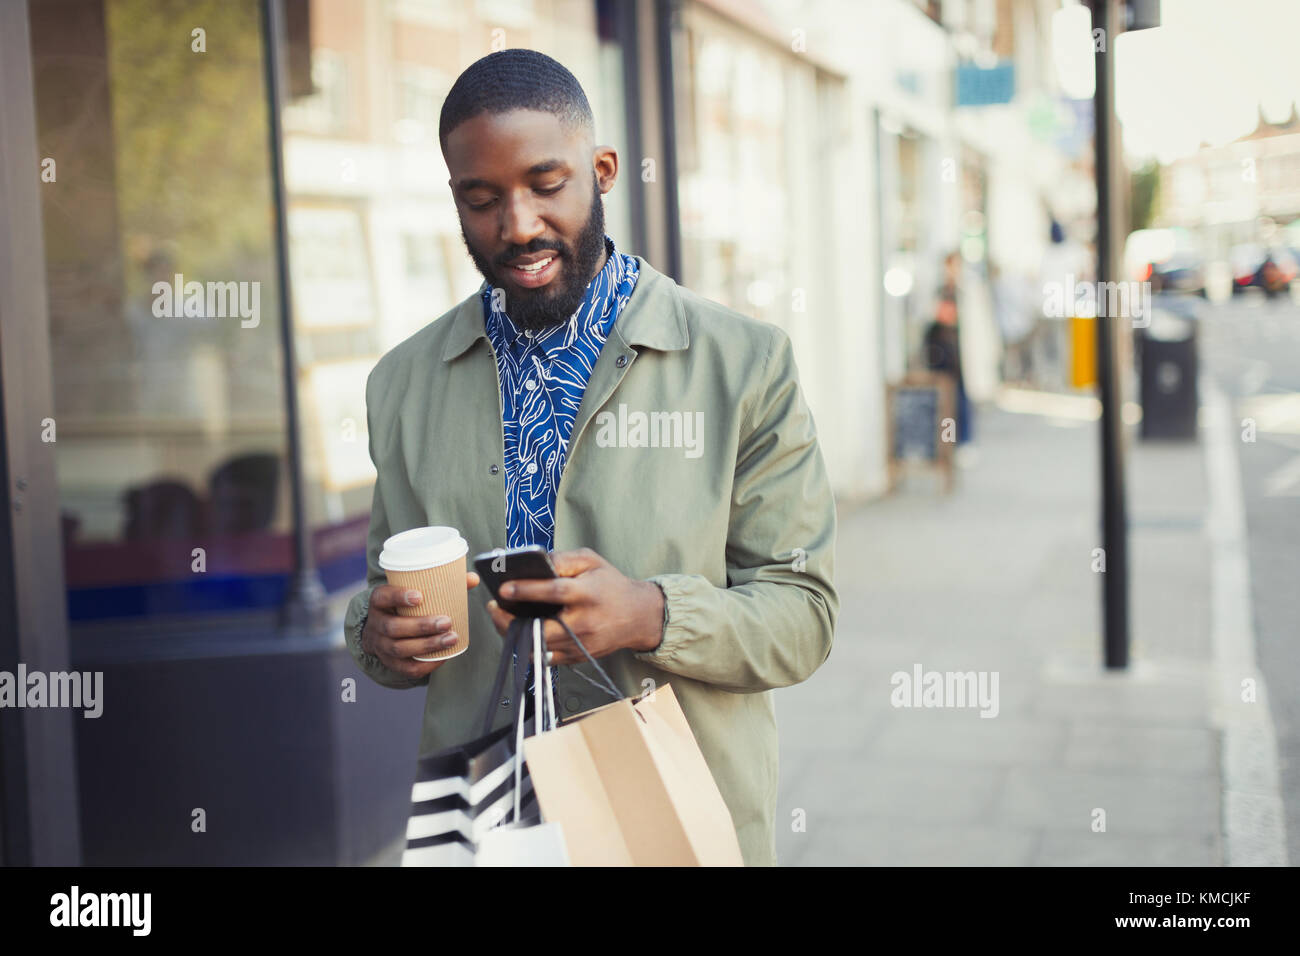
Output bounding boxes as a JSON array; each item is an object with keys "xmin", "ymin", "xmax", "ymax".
[
  {"xmin": 482, "ymin": 235, "xmax": 639, "ymax": 703},
  {"xmin": 482, "ymin": 235, "xmax": 639, "ymax": 553}
]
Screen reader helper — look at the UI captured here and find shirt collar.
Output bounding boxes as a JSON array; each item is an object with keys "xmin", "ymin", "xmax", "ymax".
[
  {"xmin": 444, "ymin": 252, "xmax": 686, "ymax": 363},
  {"xmin": 483, "ymin": 235, "xmax": 624, "ymax": 360}
]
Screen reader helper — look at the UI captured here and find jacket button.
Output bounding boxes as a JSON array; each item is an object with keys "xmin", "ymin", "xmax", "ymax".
[
  {"xmin": 615, "ymin": 354, "xmax": 628, "ymax": 368},
  {"xmin": 501, "ymin": 698, "xmax": 510, "ymax": 707},
  {"xmin": 489, "ymin": 463, "xmax": 499, "ymax": 475},
  {"xmin": 564, "ymin": 695, "xmax": 582, "ymax": 713}
]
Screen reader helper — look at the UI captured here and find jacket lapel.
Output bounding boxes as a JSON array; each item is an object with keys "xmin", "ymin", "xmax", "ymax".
[
  {"xmin": 432, "ymin": 260, "xmax": 690, "ymax": 535},
  {"xmin": 567, "ymin": 257, "xmax": 690, "ymax": 455},
  {"xmin": 433, "ymin": 283, "xmax": 506, "ymax": 547},
  {"xmin": 441, "ymin": 281, "xmax": 490, "ymax": 362}
]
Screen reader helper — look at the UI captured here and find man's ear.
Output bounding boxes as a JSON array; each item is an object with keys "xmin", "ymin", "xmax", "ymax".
[{"xmin": 593, "ymin": 145, "xmax": 618, "ymax": 194}]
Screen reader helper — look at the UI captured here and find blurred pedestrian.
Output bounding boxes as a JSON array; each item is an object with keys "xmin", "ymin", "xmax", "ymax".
[{"xmin": 924, "ymin": 250, "xmax": 973, "ymax": 452}]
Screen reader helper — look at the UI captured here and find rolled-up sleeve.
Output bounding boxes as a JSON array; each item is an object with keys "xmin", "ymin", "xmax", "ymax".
[{"xmin": 634, "ymin": 329, "xmax": 838, "ymax": 692}]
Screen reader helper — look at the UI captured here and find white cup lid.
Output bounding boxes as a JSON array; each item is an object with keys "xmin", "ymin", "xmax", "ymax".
[{"xmin": 378, "ymin": 526, "xmax": 468, "ymax": 571}]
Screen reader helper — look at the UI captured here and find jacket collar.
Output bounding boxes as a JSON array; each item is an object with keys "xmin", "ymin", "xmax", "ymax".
[{"xmin": 441, "ymin": 255, "xmax": 689, "ymax": 362}]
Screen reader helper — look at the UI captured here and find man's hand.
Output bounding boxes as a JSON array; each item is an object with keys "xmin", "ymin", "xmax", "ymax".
[
  {"xmin": 361, "ymin": 573, "xmax": 480, "ymax": 679},
  {"xmin": 484, "ymin": 548, "xmax": 664, "ymax": 666}
]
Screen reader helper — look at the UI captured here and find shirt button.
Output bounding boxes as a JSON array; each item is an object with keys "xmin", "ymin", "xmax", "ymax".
[
  {"xmin": 525, "ymin": 378, "xmax": 537, "ymax": 391},
  {"xmin": 616, "ymin": 354, "xmax": 629, "ymax": 368},
  {"xmin": 525, "ymin": 462, "xmax": 538, "ymax": 475},
  {"xmin": 489, "ymin": 463, "xmax": 500, "ymax": 475}
]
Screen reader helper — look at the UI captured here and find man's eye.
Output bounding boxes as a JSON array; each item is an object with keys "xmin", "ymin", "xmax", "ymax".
[
  {"xmin": 536, "ymin": 182, "xmax": 565, "ymax": 195},
  {"xmin": 468, "ymin": 198, "xmax": 495, "ymax": 211}
]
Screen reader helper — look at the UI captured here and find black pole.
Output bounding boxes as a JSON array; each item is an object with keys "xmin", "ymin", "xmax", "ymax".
[
  {"xmin": 262, "ymin": 0, "xmax": 328, "ymax": 633},
  {"xmin": 1093, "ymin": 0, "xmax": 1129, "ymax": 669},
  {"xmin": 654, "ymin": 0, "xmax": 683, "ymax": 282},
  {"xmin": 614, "ymin": 0, "xmax": 648, "ymax": 258}
]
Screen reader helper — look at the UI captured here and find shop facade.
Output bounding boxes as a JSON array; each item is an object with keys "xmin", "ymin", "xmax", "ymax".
[
  {"xmin": 1, "ymin": 0, "xmax": 1038, "ymax": 865},
  {"xmin": 0, "ymin": 0, "xmax": 679, "ymax": 866}
]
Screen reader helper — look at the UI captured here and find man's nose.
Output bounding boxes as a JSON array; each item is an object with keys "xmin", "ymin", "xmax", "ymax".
[{"xmin": 499, "ymin": 191, "xmax": 544, "ymax": 248}]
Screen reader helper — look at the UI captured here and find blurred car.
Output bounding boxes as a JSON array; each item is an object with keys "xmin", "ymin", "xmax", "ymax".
[
  {"xmin": 1230, "ymin": 244, "xmax": 1298, "ymax": 296},
  {"xmin": 1145, "ymin": 252, "xmax": 1206, "ymax": 295},
  {"xmin": 1124, "ymin": 227, "xmax": 1205, "ymax": 296}
]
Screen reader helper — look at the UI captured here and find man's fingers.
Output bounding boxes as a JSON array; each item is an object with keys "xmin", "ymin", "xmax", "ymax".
[
  {"xmin": 499, "ymin": 576, "xmax": 577, "ymax": 604},
  {"xmin": 549, "ymin": 547, "xmax": 604, "ymax": 577},
  {"xmin": 486, "ymin": 599, "xmax": 513, "ymax": 637},
  {"xmin": 378, "ymin": 612, "xmax": 454, "ymax": 642},
  {"xmin": 467, "ymin": 571, "xmax": 480, "ymax": 589},
  {"xmin": 497, "ymin": 547, "xmax": 606, "ymax": 602},
  {"xmin": 539, "ymin": 618, "xmax": 569, "ymax": 648},
  {"xmin": 370, "ymin": 584, "xmax": 423, "ymax": 612},
  {"xmin": 538, "ymin": 617, "xmax": 587, "ymax": 666},
  {"xmin": 391, "ymin": 630, "xmax": 463, "ymax": 660}
]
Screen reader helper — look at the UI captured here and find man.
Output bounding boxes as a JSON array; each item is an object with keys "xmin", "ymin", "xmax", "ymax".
[
  {"xmin": 343, "ymin": 49, "xmax": 837, "ymax": 866},
  {"xmin": 924, "ymin": 250, "xmax": 972, "ymax": 450}
]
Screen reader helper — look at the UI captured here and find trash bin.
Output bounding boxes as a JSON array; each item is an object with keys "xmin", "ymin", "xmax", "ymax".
[{"xmin": 1137, "ymin": 303, "xmax": 1198, "ymax": 440}]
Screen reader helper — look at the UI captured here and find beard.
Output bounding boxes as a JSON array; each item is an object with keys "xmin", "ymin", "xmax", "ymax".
[{"xmin": 461, "ymin": 177, "xmax": 607, "ymax": 333}]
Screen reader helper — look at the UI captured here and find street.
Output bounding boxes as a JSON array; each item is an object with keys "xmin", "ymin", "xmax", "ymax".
[
  {"xmin": 1201, "ymin": 291, "xmax": 1300, "ymax": 864},
  {"xmin": 774, "ymin": 290, "xmax": 1299, "ymax": 866}
]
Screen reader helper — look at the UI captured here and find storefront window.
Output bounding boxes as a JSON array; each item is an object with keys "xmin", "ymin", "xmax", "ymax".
[
  {"xmin": 31, "ymin": 0, "xmax": 289, "ymax": 622},
  {"xmin": 674, "ymin": 3, "xmax": 823, "ymax": 330},
  {"xmin": 31, "ymin": 0, "xmax": 631, "ymax": 624}
]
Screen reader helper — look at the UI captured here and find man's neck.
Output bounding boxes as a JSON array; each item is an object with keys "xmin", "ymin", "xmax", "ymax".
[{"xmin": 589, "ymin": 244, "xmax": 609, "ymax": 283}]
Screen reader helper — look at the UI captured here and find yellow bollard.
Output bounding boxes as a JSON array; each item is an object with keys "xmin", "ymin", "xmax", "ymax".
[{"xmin": 1070, "ymin": 314, "xmax": 1097, "ymax": 388}]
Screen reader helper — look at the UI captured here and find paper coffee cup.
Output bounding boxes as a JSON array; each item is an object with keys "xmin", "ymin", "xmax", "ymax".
[{"xmin": 378, "ymin": 526, "xmax": 469, "ymax": 662}]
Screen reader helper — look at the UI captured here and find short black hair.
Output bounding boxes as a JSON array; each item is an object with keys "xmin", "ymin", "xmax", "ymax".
[{"xmin": 439, "ymin": 49, "xmax": 594, "ymax": 155}]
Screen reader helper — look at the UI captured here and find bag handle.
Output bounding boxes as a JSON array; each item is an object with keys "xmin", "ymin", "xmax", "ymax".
[
  {"xmin": 479, "ymin": 615, "xmax": 623, "ymax": 736},
  {"xmin": 479, "ymin": 617, "xmax": 532, "ymax": 736},
  {"xmin": 532, "ymin": 619, "xmax": 558, "ymax": 733},
  {"xmin": 555, "ymin": 616, "xmax": 623, "ymax": 703}
]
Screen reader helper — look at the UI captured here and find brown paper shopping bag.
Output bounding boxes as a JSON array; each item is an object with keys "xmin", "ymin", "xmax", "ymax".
[{"xmin": 522, "ymin": 683, "xmax": 744, "ymax": 866}]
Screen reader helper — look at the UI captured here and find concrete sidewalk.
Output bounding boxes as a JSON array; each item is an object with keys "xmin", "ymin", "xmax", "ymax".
[{"xmin": 775, "ymin": 390, "xmax": 1234, "ymax": 866}]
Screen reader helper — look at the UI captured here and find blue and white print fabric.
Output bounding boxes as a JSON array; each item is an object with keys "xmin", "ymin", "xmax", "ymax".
[{"xmin": 481, "ymin": 235, "xmax": 639, "ymax": 553}]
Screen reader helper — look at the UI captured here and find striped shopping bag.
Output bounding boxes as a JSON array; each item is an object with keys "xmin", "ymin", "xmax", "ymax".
[{"xmin": 401, "ymin": 617, "xmax": 556, "ymax": 866}]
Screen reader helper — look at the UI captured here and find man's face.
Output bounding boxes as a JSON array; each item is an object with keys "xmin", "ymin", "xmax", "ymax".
[{"xmin": 445, "ymin": 109, "xmax": 616, "ymax": 331}]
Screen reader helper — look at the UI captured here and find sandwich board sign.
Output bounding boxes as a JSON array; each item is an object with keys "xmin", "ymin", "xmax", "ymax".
[{"xmin": 887, "ymin": 371, "xmax": 956, "ymax": 493}]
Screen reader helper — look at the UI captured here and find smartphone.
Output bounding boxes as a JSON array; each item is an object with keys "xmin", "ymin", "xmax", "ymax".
[{"xmin": 473, "ymin": 545, "xmax": 563, "ymax": 618}]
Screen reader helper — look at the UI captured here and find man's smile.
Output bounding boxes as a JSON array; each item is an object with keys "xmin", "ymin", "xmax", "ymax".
[{"xmin": 503, "ymin": 251, "xmax": 562, "ymax": 289}]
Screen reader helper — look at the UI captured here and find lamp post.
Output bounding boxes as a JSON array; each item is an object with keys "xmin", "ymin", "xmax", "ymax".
[
  {"xmin": 262, "ymin": 0, "xmax": 328, "ymax": 633},
  {"xmin": 1093, "ymin": 0, "xmax": 1129, "ymax": 669}
]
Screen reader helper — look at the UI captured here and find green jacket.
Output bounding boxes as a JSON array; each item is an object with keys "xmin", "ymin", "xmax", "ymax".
[{"xmin": 344, "ymin": 256, "xmax": 838, "ymax": 866}]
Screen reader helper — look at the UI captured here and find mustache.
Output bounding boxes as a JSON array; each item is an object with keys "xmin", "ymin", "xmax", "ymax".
[{"xmin": 494, "ymin": 239, "xmax": 571, "ymax": 269}]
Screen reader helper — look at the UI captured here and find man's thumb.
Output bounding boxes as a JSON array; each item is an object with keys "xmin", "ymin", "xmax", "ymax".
[{"xmin": 550, "ymin": 547, "xmax": 602, "ymax": 577}]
